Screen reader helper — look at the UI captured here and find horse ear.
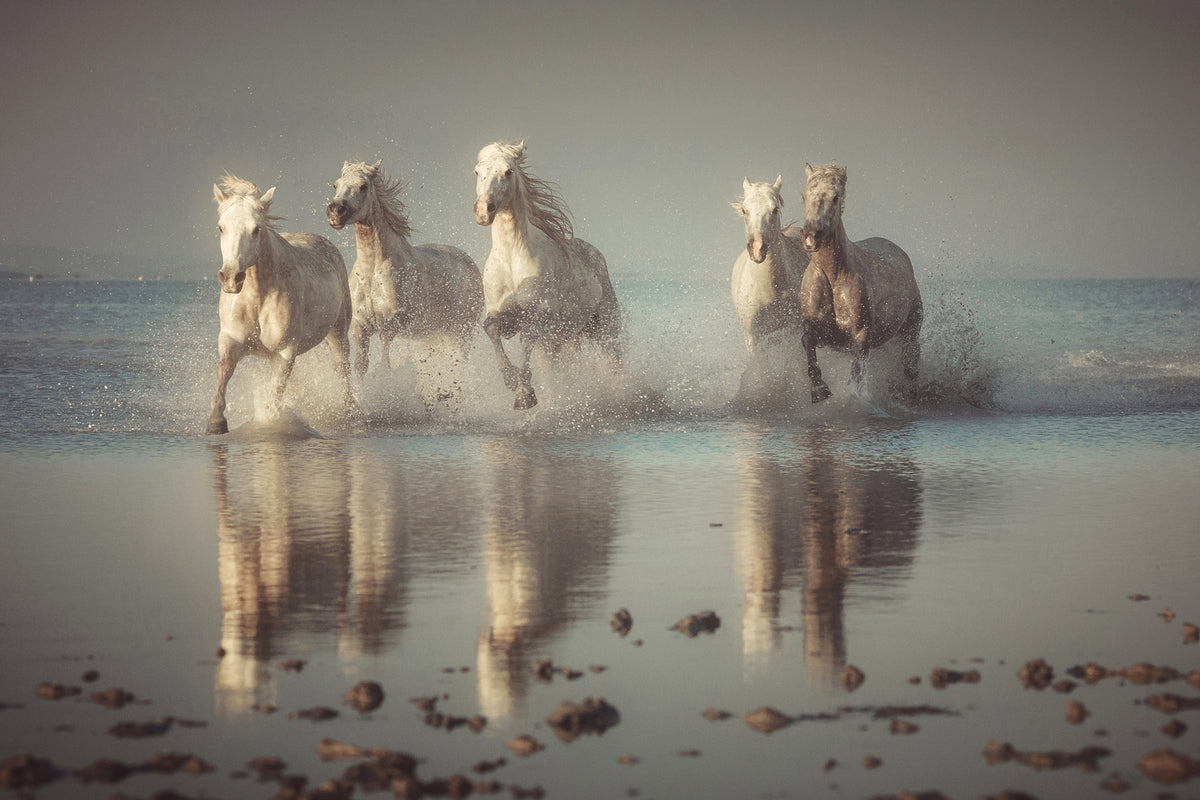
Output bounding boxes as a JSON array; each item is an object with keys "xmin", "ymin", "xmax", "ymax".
[
  {"xmin": 260, "ymin": 186, "xmax": 276, "ymax": 206},
  {"xmin": 773, "ymin": 175, "xmax": 783, "ymax": 191},
  {"xmin": 805, "ymin": 163, "xmax": 815, "ymax": 179},
  {"xmin": 213, "ymin": 184, "xmax": 226, "ymax": 204},
  {"xmin": 730, "ymin": 201, "xmax": 745, "ymax": 216},
  {"xmin": 742, "ymin": 177, "xmax": 751, "ymax": 192},
  {"xmin": 372, "ymin": 159, "xmax": 382, "ymax": 170},
  {"xmin": 515, "ymin": 139, "xmax": 526, "ymax": 154}
]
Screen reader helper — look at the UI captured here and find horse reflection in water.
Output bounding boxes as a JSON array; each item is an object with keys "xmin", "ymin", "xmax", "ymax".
[
  {"xmin": 211, "ymin": 440, "xmax": 411, "ymax": 715},
  {"xmin": 733, "ymin": 426, "xmax": 921, "ymax": 687},
  {"xmin": 476, "ymin": 439, "xmax": 619, "ymax": 719}
]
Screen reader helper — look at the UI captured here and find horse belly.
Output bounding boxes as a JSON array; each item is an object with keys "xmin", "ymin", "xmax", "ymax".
[{"xmin": 853, "ymin": 238, "xmax": 920, "ymax": 347}]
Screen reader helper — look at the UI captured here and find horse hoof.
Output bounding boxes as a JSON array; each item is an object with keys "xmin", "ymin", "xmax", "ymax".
[
  {"xmin": 811, "ymin": 383, "xmax": 832, "ymax": 404},
  {"xmin": 206, "ymin": 418, "xmax": 229, "ymax": 435},
  {"xmin": 513, "ymin": 386, "xmax": 538, "ymax": 411}
]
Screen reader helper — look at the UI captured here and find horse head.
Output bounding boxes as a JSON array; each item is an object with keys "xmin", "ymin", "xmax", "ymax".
[
  {"xmin": 473, "ymin": 140, "xmax": 525, "ymax": 226},
  {"xmin": 800, "ymin": 163, "xmax": 847, "ymax": 252},
  {"xmin": 213, "ymin": 177, "xmax": 276, "ymax": 294},
  {"xmin": 327, "ymin": 160, "xmax": 381, "ymax": 230},
  {"xmin": 732, "ymin": 176, "xmax": 784, "ymax": 263}
]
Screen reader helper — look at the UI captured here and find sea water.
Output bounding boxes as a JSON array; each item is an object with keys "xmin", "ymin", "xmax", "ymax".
[{"xmin": 0, "ymin": 276, "xmax": 1198, "ymax": 799}]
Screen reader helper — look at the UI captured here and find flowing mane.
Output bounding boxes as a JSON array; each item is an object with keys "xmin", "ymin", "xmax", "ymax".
[
  {"xmin": 216, "ymin": 173, "xmax": 283, "ymax": 226},
  {"xmin": 340, "ymin": 161, "xmax": 412, "ymax": 240},
  {"xmin": 490, "ymin": 141, "xmax": 574, "ymax": 248}
]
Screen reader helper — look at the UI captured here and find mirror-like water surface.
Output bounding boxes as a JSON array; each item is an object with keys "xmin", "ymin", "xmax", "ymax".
[{"xmin": 2, "ymin": 279, "xmax": 1199, "ymax": 799}]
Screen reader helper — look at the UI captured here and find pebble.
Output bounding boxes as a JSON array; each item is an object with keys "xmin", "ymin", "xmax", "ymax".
[
  {"xmin": 671, "ymin": 610, "xmax": 721, "ymax": 637},
  {"xmin": 547, "ymin": 698, "xmax": 620, "ymax": 742},
  {"xmin": 1137, "ymin": 749, "xmax": 1200, "ymax": 784},
  {"xmin": 506, "ymin": 735, "xmax": 545, "ymax": 757},
  {"xmin": 742, "ymin": 707, "xmax": 791, "ymax": 734},
  {"xmin": 610, "ymin": 608, "xmax": 633, "ymax": 636},
  {"xmin": 1018, "ymin": 659, "xmax": 1054, "ymax": 690},
  {"xmin": 343, "ymin": 681, "xmax": 385, "ymax": 713},
  {"xmin": 841, "ymin": 665, "xmax": 865, "ymax": 691}
]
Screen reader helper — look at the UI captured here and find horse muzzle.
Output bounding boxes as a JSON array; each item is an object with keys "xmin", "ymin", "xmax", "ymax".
[
  {"xmin": 218, "ymin": 267, "xmax": 246, "ymax": 294},
  {"xmin": 748, "ymin": 239, "xmax": 768, "ymax": 263},
  {"xmin": 327, "ymin": 202, "xmax": 348, "ymax": 230},
  {"xmin": 473, "ymin": 199, "xmax": 496, "ymax": 226},
  {"xmin": 802, "ymin": 229, "xmax": 824, "ymax": 252}
]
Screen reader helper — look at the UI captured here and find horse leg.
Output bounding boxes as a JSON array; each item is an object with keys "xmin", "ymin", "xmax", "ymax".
[
  {"xmin": 266, "ymin": 348, "xmax": 296, "ymax": 419},
  {"xmin": 326, "ymin": 327, "xmax": 359, "ymax": 421},
  {"xmin": 901, "ymin": 304, "xmax": 923, "ymax": 384},
  {"xmin": 513, "ymin": 335, "xmax": 537, "ymax": 411},
  {"xmin": 801, "ymin": 324, "xmax": 832, "ymax": 403},
  {"xmin": 379, "ymin": 330, "xmax": 395, "ymax": 370},
  {"xmin": 849, "ymin": 330, "xmax": 870, "ymax": 395},
  {"xmin": 483, "ymin": 316, "xmax": 523, "ymax": 393},
  {"xmin": 351, "ymin": 320, "xmax": 371, "ymax": 381},
  {"xmin": 206, "ymin": 336, "xmax": 245, "ymax": 435}
]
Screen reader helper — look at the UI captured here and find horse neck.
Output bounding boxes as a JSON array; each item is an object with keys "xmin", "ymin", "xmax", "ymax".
[
  {"xmin": 251, "ymin": 230, "xmax": 286, "ymax": 287},
  {"xmin": 354, "ymin": 214, "xmax": 415, "ymax": 272},
  {"xmin": 768, "ymin": 230, "xmax": 806, "ymax": 274},
  {"xmin": 810, "ymin": 217, "xmax": 851, "ymax": 280},
  {"xmin": 489, "ymin": 194, "xmax": 538, "ymax": 256}
]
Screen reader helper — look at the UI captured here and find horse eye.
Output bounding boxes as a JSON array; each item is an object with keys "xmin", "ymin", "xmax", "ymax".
[
  {"xmin": 503, "ymin": 168, "xmax": 512, "ymax": 178},
  {"xmin": 251, "ymin": 226, "xmax": 260, "ymax": 237},
  {"xmin": 217, "ymin": 225, "xmax": 224, "ymax": 234}
]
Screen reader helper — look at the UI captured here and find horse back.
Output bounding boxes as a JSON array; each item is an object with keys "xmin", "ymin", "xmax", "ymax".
[
  {"xmin": 275, "ymin": 232, "xmax": 352, "ymax": 348},
  {"xmin": 410, "ymin": 243, "xmax": 485, "ymax": 329},
  {"xmin": 852, "ymin": 236, "xmax": 921, "ymax": 344}
]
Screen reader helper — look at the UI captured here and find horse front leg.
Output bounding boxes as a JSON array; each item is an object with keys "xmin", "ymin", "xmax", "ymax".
[
  {"xmin": 849, "ymin": 329, "xmax": 870, "ymax": 396},
  {"xmin": 801, "ymin": 324, "xmax": 832, "ymax": 403},
  {"xmin": 351, "ymin": 320, "xmax": 371, "ymax": 381},
  {"xmin": 512, "ymin": 334, "xmax": 537, "ymax": 411},
  {"xmin": 484, "ymin": 315, "xmax": 523, "ymax": 393},
  {"xmin": 379, "ymin": 329, "xmax": 395, "ymax": 370},
  {"xmin": 207, "ymin": 337, "xmax": 246, "ymax": 435},
  {"xmin": 266, "ymin": 347, "xmax": 296, "ymax": 419},
  {"xmin": 326, "ymin": 327, "xmax": 360, "ymax": 422}
]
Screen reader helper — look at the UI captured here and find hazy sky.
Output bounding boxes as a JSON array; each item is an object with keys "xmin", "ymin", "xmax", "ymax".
[{"xmin": 1, "ymin": 0, "xmax": 1197, "ymax": 279}]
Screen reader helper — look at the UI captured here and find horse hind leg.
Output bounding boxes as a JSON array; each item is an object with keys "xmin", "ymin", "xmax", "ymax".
[
  {"xmin": 801, "ymin": 325, "xmax": 832, "ymax": 403},
  {"xmin": 901, "ymin": 304, "xmax": 923, "ymax": 383}
]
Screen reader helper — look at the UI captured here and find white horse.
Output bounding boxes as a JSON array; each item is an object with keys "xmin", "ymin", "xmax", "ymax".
[
  {"xmin": 798, "ymin": 163, "xmax": 923, "ymax": 403},
  {"xmin": 731, "ymin": 176, "xmax": 811, "ymax": 357},
  {"xmin": 207, "ymin": 175, "xmax": 355, "ymax": 435},
  {"xmin": 327, "ymin": 160, "xmax": 483, "ymax": 387},
  {"xmin": 473, "ymin": 140, "xmax": 623, "ymax": 410}
]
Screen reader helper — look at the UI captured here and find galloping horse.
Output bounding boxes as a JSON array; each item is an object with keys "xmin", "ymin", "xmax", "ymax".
[
  {"xmin": 798, "ymin": 163, "xmax": 923, "ymax": 403},
  {"xmin": 472, "ymin": 140, "xmax": 623, "ymax": 410},
  {"xmin": 731, "ymin": 176, "xmax": 811, "ymax": 357},
  {"xmin": 327, "ymin": 160, "xmax": 483, "ymax": 386},
  {"xmin": 207, "ymin": 175, "xmax": 355, "ymax": 434}
]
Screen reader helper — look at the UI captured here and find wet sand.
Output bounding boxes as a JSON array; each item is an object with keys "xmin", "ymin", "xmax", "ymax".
[{"xmin": 1, "ymin": 411, "xmax": 1199, "ymax": 799}]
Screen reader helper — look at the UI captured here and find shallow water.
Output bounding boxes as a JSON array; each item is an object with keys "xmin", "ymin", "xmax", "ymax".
[{"xmin": 1, "ymin": 278, "xmax": 1199, "ymax": 799}]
